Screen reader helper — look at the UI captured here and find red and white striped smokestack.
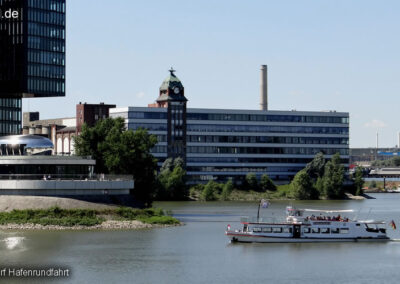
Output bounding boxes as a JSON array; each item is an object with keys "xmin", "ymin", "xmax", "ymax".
[{"xmin": 260, "ymin": 65, "xmax": 268, "ymax": 111}]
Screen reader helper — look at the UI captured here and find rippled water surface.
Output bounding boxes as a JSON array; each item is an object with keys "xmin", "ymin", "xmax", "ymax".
[{"xmin": 2, "ymin": 194, "xmax": 400, "ymax": 283}]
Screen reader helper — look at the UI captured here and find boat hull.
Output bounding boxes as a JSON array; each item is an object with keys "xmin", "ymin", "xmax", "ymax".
[{"xmin": 226, "ymin": 232, "xmax": 390, "ymax": 243}]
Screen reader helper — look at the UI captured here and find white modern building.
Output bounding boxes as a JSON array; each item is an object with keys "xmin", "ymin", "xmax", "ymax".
[
  {"xmin": 111, "ymin": 72, "xmax": 349, "ymax": 184},
  {"xmin": 0, "ymin": 135, "xmax": 134, "ymax": 195},
  {"xmin": 110, "ymin": 69, "xmax": 349, "ymax": 183}
]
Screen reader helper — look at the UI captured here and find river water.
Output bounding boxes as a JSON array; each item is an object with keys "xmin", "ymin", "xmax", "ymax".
[{"xmin": 1, "ymin": 194, "xmax": 400, "ymax": 283}]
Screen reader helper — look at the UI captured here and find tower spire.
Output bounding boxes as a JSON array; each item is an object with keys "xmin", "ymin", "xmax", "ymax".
[{"xmin": 169, "ymin": 67, "xmax": 176, "ymax": 76}]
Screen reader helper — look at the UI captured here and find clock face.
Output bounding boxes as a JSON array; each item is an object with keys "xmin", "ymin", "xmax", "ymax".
[{"xmin": 174, "ymin": 87, "xmax": 180, "ymax": 94}]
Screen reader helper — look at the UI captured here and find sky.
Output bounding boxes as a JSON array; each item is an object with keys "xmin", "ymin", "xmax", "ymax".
[{"xmin": 22, "ymin": 0, "xmax": 400, "ymax": 148}]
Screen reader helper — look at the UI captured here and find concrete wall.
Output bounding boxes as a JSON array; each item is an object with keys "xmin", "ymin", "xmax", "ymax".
[{"xmin": 0, "ymin": 180, "xmax": 133, "ymax": 196}]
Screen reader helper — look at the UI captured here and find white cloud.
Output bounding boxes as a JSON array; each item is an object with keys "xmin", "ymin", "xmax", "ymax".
[
  {"xmin": 136, "ymin": 92, "xmax": 145, "ymax": 99},
  {"xmin": 364, "ymin": 119, "xmax": 387, "ymax": 128}
]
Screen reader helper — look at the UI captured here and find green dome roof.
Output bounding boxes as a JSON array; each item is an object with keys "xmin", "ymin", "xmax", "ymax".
[{"xmin": 160, "ymin": 68, "xmax": 184, "ymax": 91}]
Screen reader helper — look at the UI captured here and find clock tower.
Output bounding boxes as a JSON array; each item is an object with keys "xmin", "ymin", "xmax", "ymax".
[{"xmin": 155, "ymin": 68, "xmax": 188, "ymax": 164}]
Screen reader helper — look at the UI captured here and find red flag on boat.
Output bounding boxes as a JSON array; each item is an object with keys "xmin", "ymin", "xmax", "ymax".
[{"xmin": 390, "ymin": 220, "xmax": 396, "ymax": 230}]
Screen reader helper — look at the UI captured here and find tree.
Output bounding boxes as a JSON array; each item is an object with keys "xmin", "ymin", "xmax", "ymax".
[
  {"xmin": 220, "ymin": 180, "xmax": 234, "ymax": 201},
  {"xmin": 290, "ymin": 170, "xmax": 318, "ymax": 200},
  {"xmin": 354, "ymin": 167, "xmax": 364, "ymax": 196},
  {"xmin": 315, "ymin": 177, "xmax": 324, "ymax": 196},
  {"xmin": 393, "ymin": 157, "xmax": 400, "ymax": 167},
  {"xmin": 157, "ymin": 162, "xmax": 187, "ymax": 200},
  {"xmin": 173, "ymin": 157, "xmax": 185, "ymax": 168},
  {"xmin": 306, "ymin": 152, "xmax": 326, "ymax": 179},
  {"xmin": 189, "ymin": 184, "xmax": 205, "ymax": 200},
  {"xmin": 160, "ymin": 158, "xmax": 174, "ymax": 173},
  {"xmin": 323, "ymin": 161, "xmax": 335, "ymax": 198},
  {"xmin": 322, "ymin": 153, "xmax": 344, "ymax": 199},
  {"xmin": 260, "ymin": 174, "xmax": 277, "ymax": 191},
  {"xmin": 244, "ymin": 173, "xmax": 259, "ymax": 191},
  {"xmin": 74, "ymin": 118, "xmax": 122, "ymax": 174},
  {"xmin": 74, "ymin": 118, "xmax": 158, "ymax": 207},
  {"xmin": 372, "ymin": 156, "xmax": 400, "ymax": 167},
  {"xmin": 166, "ymin": 166, "xmax": 187, "ymax": 200},
  {"xmin": 201, "ymin": 180, "xmax": 219, "ymax": 201}
]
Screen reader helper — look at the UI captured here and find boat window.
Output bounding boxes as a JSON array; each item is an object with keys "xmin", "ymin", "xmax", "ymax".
[
  {"xmin": 312, "ymin": 228, "xmax": 320, "ymax": 234},
  {"xmin": 272, "ymin": 227, "xmax": 282, "ymax": 233},
  {"xmin": 303, "ymin": 228, "xmax": 311, "ymax": 234},
  {"xmin": 321, "ymin": 228, "xmax": 330, "ymax": 234},
  {"xmin": 340, "ymin": 228, "xmax": 349, "ymax": 234},
  {"xmin": 331, "ymin": 228, "xmax": 340, "ymax": 234},
  {"xmin": 262, "ymin": 227, "xmax": 272, "ymax": 233},
  {"xmin": 253, "ymin": 227, "xmax": 262, "ymax": 233},
  {"xmin": 365, "ymin": 224, "xmax": 379, "ymax": 233},
  {"xmin": 356, "ymin": 224, "xmax": 360, "ymax": 226},
  {"xmin": 283, "ymin": 227, "xmax": 292, "ymax": 233}
]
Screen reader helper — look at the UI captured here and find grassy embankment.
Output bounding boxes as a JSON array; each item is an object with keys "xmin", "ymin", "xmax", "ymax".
[
  {"xmin": 364, "ymin": 181, "xmax": 400, "ymax": 192},
  {"xmin": 227, "ymin": 185, "xmax": 292, "ymax": 201},
  {"xmin": 190, "ymin": 184, "xmax": 292, "ymax": 201},
  {"xmin": 0, "ymin": 207, "xmax": 179, "ymax": 227}
]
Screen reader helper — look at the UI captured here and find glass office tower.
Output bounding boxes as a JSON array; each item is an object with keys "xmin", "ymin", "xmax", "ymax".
[{"xmin": 0, "ymin": 0, "xmax": 66, "ymax": 135}]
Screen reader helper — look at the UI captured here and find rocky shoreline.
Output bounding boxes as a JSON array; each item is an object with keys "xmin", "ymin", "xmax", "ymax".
[{"xmin": 0, "ymin": 220, "xmax": 182, "ymax": 231}]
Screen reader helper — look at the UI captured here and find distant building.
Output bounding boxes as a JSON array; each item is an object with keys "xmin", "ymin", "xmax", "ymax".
[
  {"xmin": 350, "ymin": 148, "xmax": 400, "ymax": 165},
  {"xmin": 23, "ymin": 102, "xmax": 116, "ymax": 155},
  {"xmin": 0, "ymin": 0, "xmax": 66, "ymax": 136},
  {"xmin": 111, "ymin": 70, "xmax": 350, "ymax": 184},
  {"xmin": 76, "ymin": 102, "xmax": 117, "ymax": 134}
]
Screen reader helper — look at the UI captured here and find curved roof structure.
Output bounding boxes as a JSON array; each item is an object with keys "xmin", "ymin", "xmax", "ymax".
[
  {"xmin": 157, "ymin": 69, "xmax": 188, "ymax": 103},
  {"xmin": 0, "ymin": 135, "xmax": 54, "ymax": 149},
  {"xmin": 160, "ymin": 68, "xmax": 184, "ymax": 91}
]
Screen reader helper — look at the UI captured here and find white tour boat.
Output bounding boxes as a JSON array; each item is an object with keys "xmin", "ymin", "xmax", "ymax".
[
  {"xmin": 225, "ymin": 206, "xmax": 391, "ymax": 243},
  {"xmin": 387, "ymin": 187, "xmax": 400, "ymax": 193}
]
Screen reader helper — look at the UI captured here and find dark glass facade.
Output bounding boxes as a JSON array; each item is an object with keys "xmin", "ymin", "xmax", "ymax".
[
  {"xmin": 26, "ymin": 0, "xmax": 66, "ymax": 97},
  {"xmin": 129, "ymin": 123, "xmax": 349, "ymax": 135},
  {"xmin": 0, "ymin": 98, "xmax": 21, "ymax": 135},
  {"xmin": 129, "ymin": 111, "xmax": 349, "ymax": 124},
  {"xmin": 0, "ymin": 0, "xmax": 24, "ymax": 97},
  {"xmin": 0, "ymin": 0, "xmax": 65, "ymax": 136},
  {"xmin": 0, "ymin": 0, "xmax": 66, "ymax": 98}
]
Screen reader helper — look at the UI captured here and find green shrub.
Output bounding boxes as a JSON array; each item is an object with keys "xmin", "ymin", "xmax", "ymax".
[
  {"xmin": 220, "ymin": 180, "xmax": 234, "ymax": 201},
  {"xmin": 189, "ymin": 184, "xmax": 205, "ymax": 199},
  {"xmin": 260, "ymin": 174, "xmax": 277, "ymax": 191},
  {"xmin": 201, "ymin": 181, "xmax": 219, "ymax": 201},
  {"xmin": 272, "ymin": 184, "xmax": 292, "ymax": 198}
]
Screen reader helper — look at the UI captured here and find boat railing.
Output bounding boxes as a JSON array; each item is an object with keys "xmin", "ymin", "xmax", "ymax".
[{"xmin": 240, "ymin": 216, "xmax": 286, "ymax": 223}]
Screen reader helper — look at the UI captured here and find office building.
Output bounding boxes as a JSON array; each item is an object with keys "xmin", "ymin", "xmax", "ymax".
[
  {"xmin": 0, "ymin": 0, "xmax": 66, "ymax": 135},
  {"xmin": 111, "ymin": 69, "xmax": 350, "ymax": 184}
]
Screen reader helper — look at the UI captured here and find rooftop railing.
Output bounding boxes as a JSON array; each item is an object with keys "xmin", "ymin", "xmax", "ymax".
[{"xmin": 0, "ymin": 174, "xmax": 133, "ymax": 181}]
